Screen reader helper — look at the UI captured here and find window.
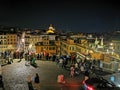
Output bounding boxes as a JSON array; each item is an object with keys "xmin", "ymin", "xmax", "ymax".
[
  {"xmin": 70, "ymin": 46, "xmax": 74, "ymax": 51},
  {"xmin": 49, "ymin": 47, "xmax": 55, "ymax": 50}
]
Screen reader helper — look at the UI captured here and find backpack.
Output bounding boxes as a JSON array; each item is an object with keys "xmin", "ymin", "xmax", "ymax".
[{"xmin": 35, "ymin": 76, "xmax": 39, "ymax": 83}]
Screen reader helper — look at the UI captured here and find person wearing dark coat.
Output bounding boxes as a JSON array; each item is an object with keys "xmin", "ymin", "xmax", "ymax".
[{"xmin": 34, "ymin": 73, "xmax": 40, "ymax": 90}]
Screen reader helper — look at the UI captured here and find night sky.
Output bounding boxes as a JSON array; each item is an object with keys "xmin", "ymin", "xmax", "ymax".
[{"xmin": 0, "ymin": 0, "xmax": 120, "ymax": 32}]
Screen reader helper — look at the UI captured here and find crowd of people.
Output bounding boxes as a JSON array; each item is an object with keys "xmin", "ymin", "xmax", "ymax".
[{"xmin": 0, "ymin": 51, "xmax": 102, "ymax": 90}]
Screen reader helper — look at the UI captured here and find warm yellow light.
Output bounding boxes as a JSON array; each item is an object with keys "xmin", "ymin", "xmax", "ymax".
[
  {"xmin": 110, "ymin": 43, "xmax": 113, "ymax": 46},
  {"xmin": 29, "ymin": 44, "xmax": 32, "ymax": 49}
]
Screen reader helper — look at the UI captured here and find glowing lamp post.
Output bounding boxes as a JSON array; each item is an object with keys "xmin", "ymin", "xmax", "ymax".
[
  {"xmin": 28, "ymin": 44, "xmax": 32, "ymax": 55},
  {"xmin": 109, "ymin": 43, "xmax": 114, "ymax": 55},
  {"xmin": 21, "ymin": 38, "xmax": 25, "ymax": 51}
]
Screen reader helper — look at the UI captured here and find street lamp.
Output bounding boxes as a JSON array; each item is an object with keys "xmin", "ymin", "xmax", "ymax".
[
  {"xmin": 109, "ymin": 43, "xmax": 114, "ymax": 55},
  {"xmin": 21, "ymin": 38, "xmax": 25, "ymax": 51}
]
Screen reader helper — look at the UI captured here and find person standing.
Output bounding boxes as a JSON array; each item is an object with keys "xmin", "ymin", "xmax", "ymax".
[
  {"xmin": 27, "ymin": 75, "xmax": 34, "ymax": 90},
  {"xmin": 70, "ymin": 65, "xmax": 75, "ymax": 78},
  {"xmin": 34, "ymin": 73, "xmax": 40, "ymax": 90},
  {"xmin": 84, "ymin": 70, "xmax": 89, "ymax": 81},
  {"xmin": 58, "ymin": 57, "xmax": 63, "ymax": 68},
  {"xmin": 0, "ymin": 65, "xmax": 2, "ymax": 75}
]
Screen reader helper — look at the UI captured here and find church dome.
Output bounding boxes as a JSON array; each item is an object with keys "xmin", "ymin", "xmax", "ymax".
[
  {"xmin": 49, "ymin": 24, "xmax": 54, "ymax": 30},
  {"xmin": 46, "ymin": 24, "xmax": 55, "ymax": 34}
]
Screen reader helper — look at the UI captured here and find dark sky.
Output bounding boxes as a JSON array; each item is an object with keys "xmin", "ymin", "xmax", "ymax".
[{"xmin": 0, "ymin": 0, "xmax": 120, "ymax": 32}]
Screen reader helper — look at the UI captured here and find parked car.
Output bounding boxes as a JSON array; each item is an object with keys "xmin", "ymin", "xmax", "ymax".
[{"xmin": 80, "ymin": 75, "xmax": 118, "ymax": 90}]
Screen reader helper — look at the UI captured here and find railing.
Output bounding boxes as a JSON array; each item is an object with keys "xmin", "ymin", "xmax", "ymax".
[{"xmin": 101, "ymin": 61, "xmax": 119, "ymax": 73}]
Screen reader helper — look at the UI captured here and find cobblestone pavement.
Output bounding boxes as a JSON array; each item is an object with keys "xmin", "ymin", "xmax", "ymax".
[{"xmin": 2, "ymin": 59, "xmax": 84, "ymax": 90}]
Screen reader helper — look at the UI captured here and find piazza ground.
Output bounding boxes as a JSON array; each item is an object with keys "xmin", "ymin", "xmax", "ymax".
[{"xmin": 1, "ymin": 59, "xmax": 84, "ymax": 90}]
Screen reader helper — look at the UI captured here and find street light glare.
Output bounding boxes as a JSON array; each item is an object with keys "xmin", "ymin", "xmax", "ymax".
[
  {"xmin": 21, "ymin": 39, "xmax": 25, "ymax": 42},
  {"xmin": 29, "ymin": 44, "xmax": 32, "ymax": 49},
  {"xmin": 110, "ymin": 43, "xmax": 113, "ymax": 46}
]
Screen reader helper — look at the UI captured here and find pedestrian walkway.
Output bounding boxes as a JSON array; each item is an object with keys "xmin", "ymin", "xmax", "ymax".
[{"xmin": 1, "ymin": 59, "xmax": 84, "ymax": 90}]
